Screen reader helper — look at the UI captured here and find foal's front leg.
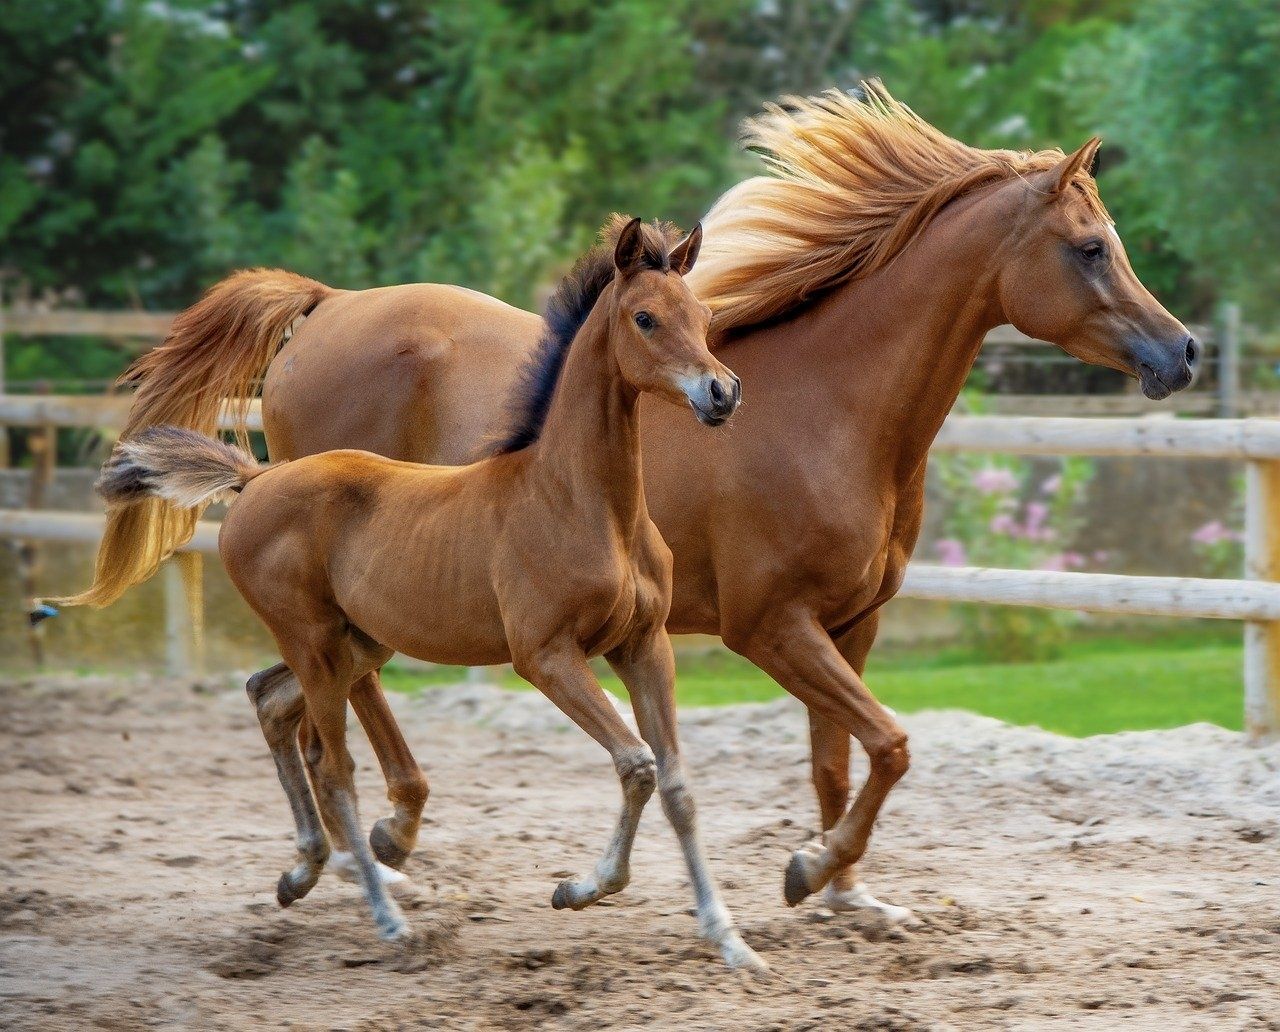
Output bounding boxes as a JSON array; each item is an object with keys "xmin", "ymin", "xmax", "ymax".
[
  {"xmin": 607, "ymin": 632, "xmax": 765, "ymax": 972},
  {"xmin": 512, "ymin": 644, "xmax": 657, "ymax": 910}
]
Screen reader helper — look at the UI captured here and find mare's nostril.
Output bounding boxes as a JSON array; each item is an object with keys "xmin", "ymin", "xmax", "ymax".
[
  {"xmin": 1185, "ymin": 337, "xmax": 1200, "ymax": 367},
  {"xmin": 708, "ymin": 378, "xmax": 727, "ymax": 407}
]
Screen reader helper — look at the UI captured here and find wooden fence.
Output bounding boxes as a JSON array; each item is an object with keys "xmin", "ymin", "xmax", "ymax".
[{"xmin": 2, "ymin": 307, "xmax": 1278, "ymax": 737}]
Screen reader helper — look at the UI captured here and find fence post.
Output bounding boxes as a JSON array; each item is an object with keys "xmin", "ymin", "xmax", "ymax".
[
  {"xmin": 163, "ymin": 558, "xmax": 192, "ymax": 678},
  {"xmin": 0, "ymin": 287, "xmax": 7, "ymax": 468},
  {"xmin": 1217, "ymin": 301, "xmax": 1241, "ymax": 419},
  {"xmin": 1244, "ymin": 457, "xmax": 1280, "ymax": 738}
]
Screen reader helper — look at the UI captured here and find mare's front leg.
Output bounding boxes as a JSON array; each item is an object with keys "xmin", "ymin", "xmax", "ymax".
[
  {"xmin": 511, "ymin": 643, "xmax": 657, "ymax": 911},
  {"xmin": 246, "ymin": 662, "xmax": 330, "ymax": 906},
  {"xmin": 808, "ymin": 613, "xmax": 913, "ymax": 922},
  {"xmin": 732, "ymin": 611, "xmax": 910, "ymax": 908},
  {"xmin": 607, "ymin": 631, "xmax": 765, "ymax": 972}
]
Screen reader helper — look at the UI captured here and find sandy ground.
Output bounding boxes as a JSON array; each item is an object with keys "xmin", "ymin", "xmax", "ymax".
[{"xmin": 2, "ymin": 672, "xmax": 1280, "ymax": 1031}]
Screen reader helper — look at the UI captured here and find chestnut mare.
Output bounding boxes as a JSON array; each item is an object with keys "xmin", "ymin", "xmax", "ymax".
[
  {"xmin": 85, "ymin": 219, "xmax": 763, "ymax": 968},
  {"xmin": 55, "ymin": 85, "xmax": 1197, "ymax": 918}
]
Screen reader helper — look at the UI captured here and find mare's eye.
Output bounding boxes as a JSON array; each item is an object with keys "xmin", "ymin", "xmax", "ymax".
[
  {"xmin": 634, "ymin": 311, "xmax": 655, "ymax": 331},
  {"xmin": 1078, "ymin": 240, "xmax": 1106, "ymax": 262}
]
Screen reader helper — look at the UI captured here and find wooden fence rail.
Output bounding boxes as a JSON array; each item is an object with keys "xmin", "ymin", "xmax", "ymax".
[{"xmin": 2, "ymin": 398, "xmax": 1279, "ymax": 737}]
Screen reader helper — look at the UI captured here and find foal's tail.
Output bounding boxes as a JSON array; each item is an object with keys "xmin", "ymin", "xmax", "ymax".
[
  {"xmin": 48, "ymin": 268, "xmax": 333, "ymax": 608},
  {"xmin": 96, "ymin": 426, "xmax": 269, "ymax": 511}
]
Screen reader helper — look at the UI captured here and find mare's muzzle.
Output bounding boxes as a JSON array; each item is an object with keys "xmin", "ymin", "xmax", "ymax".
[{"xmin": 1133, "ymin": 335, "xmax": 1199, "ymax": 401}]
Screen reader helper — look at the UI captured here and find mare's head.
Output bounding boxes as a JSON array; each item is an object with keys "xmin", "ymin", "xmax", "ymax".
[
  {"xmin": 607, "ymin": 217, "xmax": 740, "ymax": 425},
  {"xmin": 689, "ymin": 84, "xmax": 1197, "ymax": 400},
  {"xmin": 994, "ymin": 140, "xmax": 1198, "ymax": 399}
]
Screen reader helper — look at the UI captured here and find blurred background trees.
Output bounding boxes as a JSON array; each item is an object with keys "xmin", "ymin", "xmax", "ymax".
[{"xmin": 2, "ymin": 0, "xmax": 1276, "ymax": 324}]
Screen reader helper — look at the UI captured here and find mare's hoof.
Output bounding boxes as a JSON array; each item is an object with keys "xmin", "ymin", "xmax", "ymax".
[
  {"xmin": 551, "ymin": 881, "xmax": 573, "ymax": 911},
  {"xmin": 370, "ymin": 819, "xmax": 410, "ymax": 870},
  {"xmin": 783, "ymin": 852, "xmax": 814, "ymax": 908}
]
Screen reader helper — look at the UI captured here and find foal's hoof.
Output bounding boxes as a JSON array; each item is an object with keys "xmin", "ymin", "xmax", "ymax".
[
  {"xmin": 370, "ymin": 819, "xmax": 411, "ymax": 870},
  {"xmin": 277, "ymin": 872, "xmax": 307, "ymax": 908},
  {"xmin": 551, "ymin": 880, "xmax": 576, "ymax": 911},
  {"xmin": 783, "ymin": 852, "xmax": 814, "ymax": 907}
]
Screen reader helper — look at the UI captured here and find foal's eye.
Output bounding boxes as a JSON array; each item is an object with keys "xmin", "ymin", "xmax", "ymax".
[
  {"xmin": 1078, "ymin": 240, "xmax": 1106, "ymax": 262},
  {"xmin": 634, "ymin": 311, "xmax": 655, "ymax": 331}
]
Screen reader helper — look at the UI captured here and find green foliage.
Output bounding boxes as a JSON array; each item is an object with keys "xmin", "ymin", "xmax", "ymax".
[
  {"xmin": 1092, "ymin": 0, "xmax": 1280, "ymax": 317},
  {"xmin": 1, "ymin": 0, "xmax": 734, "ymax": 313},
  {"xmin": 1, "ymin": 0, "xmax": 1273, "ymax": 381}
]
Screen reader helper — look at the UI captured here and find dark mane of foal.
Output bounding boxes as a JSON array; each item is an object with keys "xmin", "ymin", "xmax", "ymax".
[{"xmin": 486, "ymin": 216, "xmax": 683, "ymax": 457}]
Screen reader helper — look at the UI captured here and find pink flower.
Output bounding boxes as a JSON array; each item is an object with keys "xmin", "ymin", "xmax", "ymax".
[
  {"xmin": 971, "ymin": 466, "xmax": 1018, "ymax": 495},
  {"xmin": 1191, "ymin": 521, "xmax": 1230, "ymax": 546},
  {"xmin": 1040, "ymin": 474, "xmax": 1062, "ymax": 496},
  {"xmin": 936, "ymin": 539, "xmax": 967, "ymax": 567},
  {"xmin": 1093, "ymin": 550, "xmax": 1111, "ymax": 564},
  {"xmin": 1024, "ymin": 501, "xmax": 1049, "ymax": 537},
  {"xmin": 1038, "ymin": 554, "xmax": 1067, "ymax": 572},
  {"xmin": 990, "ymin": 513, "xmax": 1020, "ymax": 536},
  {"xmin": 1064, "ymin": 551, "xmax": 1086, "ymax": 569}
]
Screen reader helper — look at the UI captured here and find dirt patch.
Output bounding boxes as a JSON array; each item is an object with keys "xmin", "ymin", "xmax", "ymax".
[{"xmin": 2, "ymin": 672, "xmax": 1279, "ymax": 1030}]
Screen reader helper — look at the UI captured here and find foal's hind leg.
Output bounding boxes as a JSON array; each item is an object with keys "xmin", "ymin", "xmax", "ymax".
[
  {"xmin": 511, "ymin": 644, "xmax": 657, "ymax": 911},
  {"xmin": 299, "ymin": 672, "xmax": 412, "ymax": 890},
  {"xmin": 288, "ymin": 646, "xmax": 407, "ymax": 942},
  {"xmin": 608, "ymin": 632, "xmax": 765, "ymax": 972},
  {"xmin": 246, "ymin": 662, "xmax": 329, "ymax": 906},
  {"xmin": 348, "ymin": 671, "xmax": 429, "ymax": 869}
]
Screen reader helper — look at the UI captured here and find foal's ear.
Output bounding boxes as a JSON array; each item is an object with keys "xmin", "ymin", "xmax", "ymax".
[
  {"xmin": 1050, "ymin": 137, "xmax": 1101, "ymax": 198},
  {"xmin": 613, "ymin": 217, "xmax": 647, "ymax": 275},
  {"xmin": 669, "ymin": 223, "xmax": 703, "ymax": 276}
]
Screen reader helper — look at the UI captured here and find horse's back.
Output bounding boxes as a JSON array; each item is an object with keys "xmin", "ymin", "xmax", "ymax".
[{"xmin": 262, "ymin": 283, "xmax": 541, "ymax": 466}]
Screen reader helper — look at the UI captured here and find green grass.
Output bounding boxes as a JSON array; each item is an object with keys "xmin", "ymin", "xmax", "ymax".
[{"xmin": 382, "ymin": 622, "xmax": 1245, "ymax": 738}]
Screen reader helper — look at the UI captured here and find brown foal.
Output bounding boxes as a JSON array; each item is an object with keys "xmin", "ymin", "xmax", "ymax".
[
  {"xmin": 89, "ymin": 219, "xmax": 763, "ymax": 968},
  {"xmin": 54, "ymin": 84, "xmax": 1197, "ymax": 919}
]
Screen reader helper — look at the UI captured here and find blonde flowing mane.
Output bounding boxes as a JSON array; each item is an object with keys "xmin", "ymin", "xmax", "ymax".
[{"xmin": 688, "ymin": 81, "xmax": 1109, "ymax": 334}]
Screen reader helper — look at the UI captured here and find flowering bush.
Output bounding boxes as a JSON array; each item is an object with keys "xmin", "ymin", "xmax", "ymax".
[
  {"xmin": 1190, "ymin": 519, "xmax": 1244, "ymax": 578},
  {"xmin": 932, "ymin": 452, "xmax": 1097, "ymax": 661}
]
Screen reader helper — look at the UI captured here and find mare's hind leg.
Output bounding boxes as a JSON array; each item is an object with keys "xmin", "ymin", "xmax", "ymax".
[
  {"xmin": 287, "ymin": 643, "xmax": 407, "ymax": 942},
  {"xmin": 511, "ymin": 643, "xmax": 657, "ymax": 911},
  {"xmin": 608, "ymin": 632, "xmax": 765, "ymax": 972},
  {"xmin": 348, "ymin": 671, "xmax": 430, "ymax": 869},
  {"xmin": 246, "ymin": 662, "xmax": 330, "ymax": 906},
  {"xmin": 809, "ymin": 614, "xmax": 913, "ymax": 922}
]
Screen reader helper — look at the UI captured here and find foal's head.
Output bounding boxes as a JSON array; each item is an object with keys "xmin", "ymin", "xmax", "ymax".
[
  {"xmin": 994, "ymin": 140, "xmax": 1199, "ymax": 399},
  {"xmin": 607, "ymin": 217, "xmax": 740, "ymax": 425}
]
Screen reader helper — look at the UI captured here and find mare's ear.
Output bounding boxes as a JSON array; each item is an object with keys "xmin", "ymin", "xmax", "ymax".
[
  {"xmin": 1050, "ymin": 137, "xmax": 1101, "ymax": 198},
  {"xmin": 669, "ymin": 223, "xmax": 703, "ymax": 276},
  {"xmin": 613, "ymin": 217, "xmax": 646, "ymax": 275}
]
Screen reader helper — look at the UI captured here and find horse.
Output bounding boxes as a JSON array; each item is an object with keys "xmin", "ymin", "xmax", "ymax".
[
  {"xmin": 84, "ymin": 218, "xmax": 763, "ymax": 970},
  {"xmin": 53, "ymin": 83, "xmax": 1198, "ymax": 920}
]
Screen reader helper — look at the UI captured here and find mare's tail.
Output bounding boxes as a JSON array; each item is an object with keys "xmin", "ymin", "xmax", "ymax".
[{"xmin": 48, "ymin": 268, "xmax": 333, "ymax": 607}]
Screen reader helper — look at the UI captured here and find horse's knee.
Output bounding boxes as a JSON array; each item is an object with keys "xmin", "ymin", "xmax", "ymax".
[
  {"xmin": 869, "ymin": 730, "xmax": 910, "ymax": 785},
  {"xmin": 617, "ymin": 747, "xmax": 657, "ymax": 803}
]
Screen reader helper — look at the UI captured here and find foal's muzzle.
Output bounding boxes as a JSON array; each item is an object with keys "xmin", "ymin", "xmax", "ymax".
[{"xmin": 685, "ymin": 372, "xmax": 742, "ymax": 427}]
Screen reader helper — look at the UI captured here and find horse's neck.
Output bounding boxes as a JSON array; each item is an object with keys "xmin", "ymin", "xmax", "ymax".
[
  {"xmin": 748, "ymin": 193, "xmax": 1009, "ymax": 480},
  {"xmin": 530, "ymin": 306, "xmax": 644, "ymax": 527}
]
